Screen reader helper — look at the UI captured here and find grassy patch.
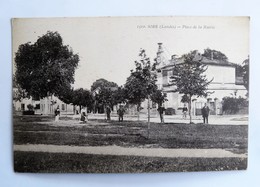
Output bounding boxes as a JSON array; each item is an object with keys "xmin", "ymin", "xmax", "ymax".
[
  {"xmin": 13, "ymin": 115, "xmax": 248, "ymax": 153},
  {"xmin": 14, "ymin": 151, "xmax": 247, "ymax": 173}
]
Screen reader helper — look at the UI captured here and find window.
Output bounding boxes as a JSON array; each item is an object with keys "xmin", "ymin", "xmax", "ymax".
[
  {"xmin": 21, "ymin": 103, "xmax": 25, "ymax": 111},
  {"xmin": 168, "ymin": 71, "xmax": 173, "ymax": 84},
  {"xmin": 162, "ymin": 70, "xmax": 168, "ymax": 85},
  {"xmin": 195, "ymin": 102, "xmax": 203, "ymax": 109},
  {"xmin": 35, "ymin": 104, "xmax": 40, "ymax": 109},
  {"xmin": 62, "ymin": 104, "xmax": 65, "ymax": 110}
]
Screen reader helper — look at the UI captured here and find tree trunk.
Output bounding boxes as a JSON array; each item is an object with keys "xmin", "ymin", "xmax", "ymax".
[
  {"xmin": 104, "ymin": 105, "xmax": 107, "ymax": 120},
  {"xmin": 73, "ymin": 105, "xmax": 76, "ymax": 114},
  {"xmin": 137, "ymin": 104, "xmax": 140, "ymax": 121},
  {"xmin": 147, "ymin": 95, "xmax": 151, "ymax": 138},
  {"xmin": 66, "ymin": 104, "xmax": 67, "ymax": 117},
  {"xmin": 189, "ymin": 95, "xmax": 192, "ymax": 124},
  {"xmin": 51, "ymin": 95, "xmax": 53, "ymax": 114}
]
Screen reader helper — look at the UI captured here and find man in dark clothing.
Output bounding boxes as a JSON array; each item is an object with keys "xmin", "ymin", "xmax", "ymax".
[
  {"xmin": 54, "ymin": 106, "xmax": 60, "ymax": 122},
  {"xmin": 201, "ymin": 103, "xmax": 210, "ymax": 124},
  {"xmin": 157, "ymin": 106, "xmax": 166, "ymax": 123},
  {"xmin": 80, "ymin": 112, "xmax": 87, "ymax": 123},
  {"xmin": 117, "ymin": 105, "xmax": 125, "ymax": 122},
  {"xmin": 182, "ymin": 105, "xmax": 188, "ymax": 119},
  {"xmin": 106, "ymin": 106, "xmax": 111, "ymax": 121}
]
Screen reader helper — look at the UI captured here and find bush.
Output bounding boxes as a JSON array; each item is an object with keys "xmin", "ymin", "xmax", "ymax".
[
  {"xmin": 27, "ymin": 104, "xmax": 34, "ymax": 111},
  {"xmin": 22, "ymin": 110, "xmax": 35, "ymax": 115},
  {"xmin": 165, "ymin": 108, "xmax": 175, "ymax": 115},
  {"xmin": 222, "ymin": 97, "xmax": 248, "ymax": 114},
  {"xmin": 35, "ymin": 104, "xmax": 40, "ymax": 109}
]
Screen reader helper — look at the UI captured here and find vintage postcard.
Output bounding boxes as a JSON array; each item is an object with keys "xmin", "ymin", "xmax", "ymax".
[{"xmin": 12, "ymin": 16, "xmax": 249, "ymax": 173}]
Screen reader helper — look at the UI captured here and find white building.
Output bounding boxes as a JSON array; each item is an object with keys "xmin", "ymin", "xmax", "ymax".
[
  {"xmin": 12, "ymin": 87, "xmax": 41, "ymax": 113},
  {"xmin": 39, "ymin": 95, "xmax": 74, "ymax": 115},
  {"xmin": 13, "ymin": 88, "xmax": 74, "ymax": 115},
  {"xmin": 152, "ymin": 43, "xmax": 247, "ymax": 115}
]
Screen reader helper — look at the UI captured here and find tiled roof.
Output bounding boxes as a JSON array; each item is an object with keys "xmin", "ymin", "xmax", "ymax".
[{"xmin": 159, "ymin": 56, "xmax": 235, "ymax": 70}]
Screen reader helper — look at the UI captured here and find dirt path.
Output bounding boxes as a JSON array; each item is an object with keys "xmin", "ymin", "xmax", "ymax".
[{"xmin": 13, "ymin": 144, "xmax": 247, "ymax": 158}]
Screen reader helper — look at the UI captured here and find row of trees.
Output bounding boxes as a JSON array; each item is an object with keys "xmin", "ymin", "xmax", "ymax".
[
  {"xmin": 14, "ymin": 31, "xmax": 249, "ymax": 125},
  {"xmin": 13, "ymin": 32, "xmax": 166, "ymax": 121},
  {"xmin": 57, "ymin": 49, "xmax": 167, "ymax": 121}
]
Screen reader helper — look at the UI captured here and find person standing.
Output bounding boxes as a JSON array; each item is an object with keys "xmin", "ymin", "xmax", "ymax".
[
  {"xmin": 157, "ymin": 105, "xmax": 166, "ymax": 123},
  {"xmin": 201, "ymin": 103, "xmax": 210, "ymax": 124},
  {"xmin": 117, "ymin": 105, "xmax": 125, "ymax": 122},
  {"xmin": 54, "ymin": 105, "xmax": 60, "ymax": 122},
  {"xmin": 182, "ymin": 105, "xmax": 188, "ymax": 119},
  {"xmin": 80, "ymin": 108, "xmax": 88, "ymax": 123},
  {"xmin": 106, "ymin": 106, "xmax": 111, "ymax": 121}
]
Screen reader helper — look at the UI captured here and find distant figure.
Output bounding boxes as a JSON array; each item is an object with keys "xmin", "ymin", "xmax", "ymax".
[
  {"xmin": 106, "ymin": 106, "xmax": 111, "ymax": 121},
  {"xmin": 157, "ymin": 106, "xmax": 166, "ymax": 123},
  {"xmin": 54, "ymin": 106, "xmax": 60, "ymax": 122},
  {"xmin": 80, "ymin": 111, "xmax": 88, "ymax": 123},
  {"xmin": 201, "ymin": 103, "xmax": 210, "ymax": 124},
  {"xmin": 182, "ymin": 105, "xmax": 188, "ymax": 119},
  {"xmin": 80, "ymin": 108, "xmax": 88, "ymax": 123},
  {"xmin": 117, "ymin": 105, "xmax": 125, "ymax": 122}
]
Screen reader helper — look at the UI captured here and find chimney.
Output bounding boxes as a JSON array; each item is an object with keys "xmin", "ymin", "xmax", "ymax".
[
  {"xmin": 157, "ymin": 43, "xmax": 163, "ymax": 54},
  {"xmin": 211, "ymin": 51, "xmax": 214, "ymax": 60}
]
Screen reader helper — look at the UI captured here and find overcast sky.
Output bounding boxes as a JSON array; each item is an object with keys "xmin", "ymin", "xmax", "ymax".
[{"xmin": 12, "ymin": 17, "xmax": 249, "ymax": 89}]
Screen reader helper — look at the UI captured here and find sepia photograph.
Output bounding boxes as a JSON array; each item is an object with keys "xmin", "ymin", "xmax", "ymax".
[{"xmin": 12, "ymin": 16, "xmax": 249, "ymax": 173}]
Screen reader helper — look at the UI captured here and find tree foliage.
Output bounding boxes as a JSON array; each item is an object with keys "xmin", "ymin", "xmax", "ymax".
[
  {"xmin": 95, "ymin": 87, "xmax": 117, "ymax": 107},
  {"xmin": 235, "ymin": 64, "xmax": 244, "ymax": 77},
  {"xmin": 242, "ymin": 57, "xmax": 249, "ymax": 91},
  {"xmin": 13, "ymin": 77, "xmax": 30, "ymax": 101},
  {"xmin": 27, "ymin": 104, "xmax": 34, "ymax": 111},
  {"xmin": 91, "ymin": 79, "xmax": 119, "ymax": 113},
  {"xmin": 150, "ymin": 90, "xmax": 167, "ymax": 107},
  {"xmin": 15, "ymin": 31, "xmax": 79, "ymax": 99},
  {"xmin": 58, "ymin": 86, "xmax": 74, "ymax": 105},
  {"xmin": 171, "ymin": 51, "xmax": 212, "ymax": 97},
  {"xmin": 202, "ymin": 48, "xmax": 228, "ymax": 63},
  {"xmin": 170, "ymin": 51, "xmax": 213, "ymax": 123},
  {"xmin": 181, "ymin": 94, "xmax": 189, "ymax": 103},
  {"xmin": 72, "ymin": 88, "xmax": 93, "ymax": 109},
  {"xmin": 112, "ymin": 86, "xmax": 127, "ymax": 104},
  {"xmin": 222, "ymin": 96, "xmax": 248, "ymax": 114},
  {"xmin": 124, "ymin": 49, "xmax": 158, "ymax": 111},
  {"xmin": 91, "ymin": 78, "xmax": 118, "ymax": 92}
]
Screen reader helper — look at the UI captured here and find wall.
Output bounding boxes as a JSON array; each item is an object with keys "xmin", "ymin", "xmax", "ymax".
[
  {"xmin": 158, "ymin": 64, "xmax": 247, "ymax": 115},
  {"xmin": 40, "ymin": 96, "xmax": 74, "ymax": 115}
]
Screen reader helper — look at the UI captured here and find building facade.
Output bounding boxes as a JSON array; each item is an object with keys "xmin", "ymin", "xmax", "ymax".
[
  {"xmin": 153, "ymin": 43, "xmax": 247, "ymax": 115},
  {"xmin": 39, "ymin": 96, "xmax": 74, "ymax": 115},
  {"xmin": 13, "ymin": 90, "xmax": 74, "ymax": 115}
]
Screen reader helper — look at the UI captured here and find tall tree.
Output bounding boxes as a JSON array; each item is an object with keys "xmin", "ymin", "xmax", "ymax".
[
  {"xmin": 91, "ymin": 79, "xmax": 118, "ymax": 113},
  {"xmin": 72, "ymin": 88, "xmax": 93, "ymax": 111},
  {"xmin": 125, "ymin": 49, "xmax": 159, "ymax": 137},
  {"xmin": 15, "ymin": 31, "xmax": 79, "ymax": 99},
  {"xmin": 170, "ymin": 51, "xmax": 213, "ymax": 123}
]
